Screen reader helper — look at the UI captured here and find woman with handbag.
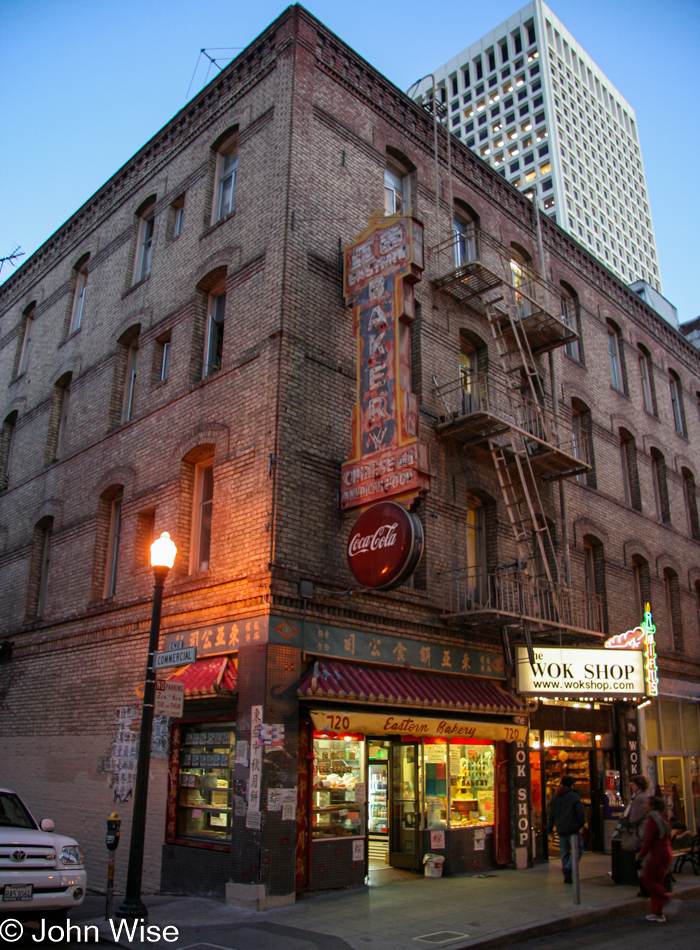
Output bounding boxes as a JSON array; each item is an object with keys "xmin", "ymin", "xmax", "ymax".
[{"xmin": 622, "ymin": 775, "xmax": 650, "ymax": 894}]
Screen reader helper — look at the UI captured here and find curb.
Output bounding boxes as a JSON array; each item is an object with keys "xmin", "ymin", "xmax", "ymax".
[{"xmin": 454, "ymin": 884, "xmax": 700, "ymax": 950}]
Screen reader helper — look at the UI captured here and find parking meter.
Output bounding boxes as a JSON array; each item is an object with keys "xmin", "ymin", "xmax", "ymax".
[{"xmin": 106, "ymin": 813, "xmax": 121, "ymax": 850}]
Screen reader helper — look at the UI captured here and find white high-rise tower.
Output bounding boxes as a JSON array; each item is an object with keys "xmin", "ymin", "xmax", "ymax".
[{"xmin": 411, "ymin": 0, "xmax": 661, "ymax": 291}]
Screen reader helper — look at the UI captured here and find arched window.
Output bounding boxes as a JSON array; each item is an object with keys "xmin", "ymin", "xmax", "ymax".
[
  {"xmin": 15, "ymin": 302, "xmax": 35, "ymax": 377},
  {"xmin": 560, "ymin": 281, "xmax": 581, "ymax": 362},
  {"xmin": 91, "ymin": 485, "xmax": 124, "ymax": 600},
  {"xmin": 606, "ymin": 319, "xmax": 625, "ymax": 393},
  {"xmin": 27, "ymin": 517, "xmax": 53, "ymax": 619},
  {"xmin": 458, "ymin": 330, "xmax": 488, "ymax": 415},
  {"xmin": 132, "ymin": 196, "xmax": 156, "ymax": 284},
  {"xmin": 664, "ymin": 568, "xmax": 684, "ymax": 652},
  {"xmin": 68, "ymin": 253, "xmax": 90, "ymax": 335},
  {"xmin": 384, "ymin": 150, "xmax": 412, "ymax": 215},
  {"xmin": 669, "ymin": 370, "xmax": 686, "ymax": 436},
  {"xmin": 619, "ymin": 428, "xmax": 641, "ymax": 511},
  {"xmin": 452, "ymin": 200, "xmax": 479, "ymax": 267},
  {"xmin": 109, "ymin": 325, "xmax": 140, "ymax": 428},
  {"xmin": 572, "ymin": 398, "xmax": 595, "ymax": 488},
  {"xmin": 465, "ymin": 490, "xmax": 496, "ymax": 607},
  {"xmin": 45, "ymin": 373, "xmax": 72, "ymax": 463},
  {"xmin": 682, "ymin": 468, "xmax": 700, "ymax": 540},
  {"xmin": 583, "ymin": 534, "xmax": 608, "ymax": 634},
  {"xmin": 510, "ymin": 246, "xmax": 533, "ymax": 320},
  {"xmin": 0, "ymin": 411, "xmax": 18, "ymax": 490},
  {"xmin": 650, "ymin": 447, "xmax": 670, "ymax": 524},
  {"xmin": 638, "ymin": 345, "xmax": 655, "ymax": 415},
  {"xmin": 177, "ymin": 444, "xmax": 216, "ymax": 575},
  {"xmin": 215, "ymin": 136, "xmax": 238, "ymax": 222},
  {"xmin": 631, "ymin": 555, "xmax": 650, "ymax": 618}
]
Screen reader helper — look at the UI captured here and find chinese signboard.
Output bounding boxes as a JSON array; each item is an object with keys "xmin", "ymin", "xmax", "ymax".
[
  {"xmin": 516, "ymin": 646, "xmax": 647, "ymax": 698},
  {"xmin": 341, "ymin": 212, "xmax": 430, "ymax": 509},
  {"xmin": 164, "ymin": 615, "xmax": 506, "ymax": 679}
]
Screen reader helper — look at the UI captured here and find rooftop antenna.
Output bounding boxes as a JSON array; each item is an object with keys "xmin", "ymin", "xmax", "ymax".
[
  {"xmin": 0, "ymin": 244, "xmax": 24, "ymax": 277},
  {"xmin": 186, "ymin": 48, "xmax": 246, "ymax": 101}
]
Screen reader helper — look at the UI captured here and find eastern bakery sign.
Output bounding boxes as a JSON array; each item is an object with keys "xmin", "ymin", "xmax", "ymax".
[
  {"xmin": 341, "ymin": 211, "xmax": 430, "ymax": 509},
  {"xmin": 347, "ymin": 500, "xmax": 423, "ymax": 590}
]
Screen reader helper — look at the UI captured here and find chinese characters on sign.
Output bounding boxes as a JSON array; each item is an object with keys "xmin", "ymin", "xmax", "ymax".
[
  {"xmin": 247, "ymin": 705, "xmax": 263, "ymax": 828},
  {"xmin": 341, "ymin": 212, "xmax": 430, "ymax": 510}
]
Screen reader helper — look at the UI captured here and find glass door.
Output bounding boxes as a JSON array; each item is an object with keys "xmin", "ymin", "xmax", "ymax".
[{"xmin": 390, "ymin": 742, "xmax": 420, "ymax": 869}]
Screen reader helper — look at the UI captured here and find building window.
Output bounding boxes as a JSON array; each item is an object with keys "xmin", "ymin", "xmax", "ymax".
[
  {"xmin": 619, "ymin": 431, "xmax": 641, "ymax": 511},
  {"xmin": 153, "ymin": 332, "xmax": 171, "ymax": 383},
  {"xmin": 583, "ymin": 535, "xmax": 608, "ymax": 633},
  {"xmin": 607, "ymin": 322, "xmax": 624, "ymax": 392},
  {"xmin": 384, "ymin": 162, "xmax": 407, "ymax": 215},
  {"xmin": 68, "ymin": 256, "xmax": 89, "ymax": 334},
  {"xmin": 466, "ymin": 494, "xmax": 487, "ymax": 606},
  {"xmin": 453, "ymin": 212, "xmax": 476, "ymax": 267},
  {"xmin": 664, "ymin": 569, "xmax": 684, "ymax": 652},
  {"xmin": 134, "ymin": 509, "xmax": 155, "ymax": 569},
  {"xmin": 572, "ymin": 399, "xmax": 596, "ymax": 488},
  {"xmin": 216, "ymin": 144, "xmax": 237, "ymax": 221},
  {"xmin": 191, "ymin": 460, "xmax": 214, "ymax": 573},
  {"xmin": 669, "ymin": 371, "xmax": 686, "ymax": 435},
  {"xmin": 632, "ymin": 556, "xmax": 650, "ymax": 619},
  {"xmin": 683, "ymin": 469, "xmax": 700, "ymax": 540},
  {"xmin": 0, "ymin": 412, "xmax": 17, "ymax": 491},
  {"xmin": 638, "ymin": 347, "xmax": 655, "ymax": 414},
  {"xmin": 175, "ymin": 722, "xmax": 235, "ymax": 840},
  {"xmin": 134, "ymin": 200, "xmax": 155, "ymax": 283},
  {"xmin": 561, "ymin": 289, "xmax": 580, "ymax": 361},
  {"xmin": 45, "ymin": 373, "xmax": 72, "ymax": 463},
  {"xmin": 171, "ymin": 195, "xmax": 185, "ymax": 237},
  {"xmin": 28, "ymin": 518, "xmax": 53, "ymax": 619},
  {"xmin": 105, "ymin": 495, "xmax": 122, "ymax": 598},
  {"xmin": 16, "ymin": 304, "xmax": 34, "ymax": 377},
  {"xmin": 204, "ymin": 291, "xmax": 226, "ymax": 377},
  {"xmin": 651, "ymin": 448, "xmax": 670, "ymax": 524},
  {"xmin": 122, "ymin": 339, "xmax": 139, "ymax": 423}
]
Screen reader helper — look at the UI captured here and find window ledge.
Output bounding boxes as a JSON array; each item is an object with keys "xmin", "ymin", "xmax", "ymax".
[
  {"xmin": 200, "ymin": 211, "xmax": 235, "ymax": 241},
  {"xmin": 610, "ymin": 385, "xmax": 629, "ymax": 398},
  {"xmin": 59, "ymin": 327, "xmax": 82, "ymax": 349},
  {"xmin": 8, "ymin": 372, "xmax": 26, "ymax": 388},
  {"xmin": 150, "ymin": 378, "xmax": 169, "ymax": 392},
  {"xmin": 122, "ymin": 274, "xmax": 150, "ymax": 300},
  {"xmin": 563, "ymin": 352, "xmax": 586, "ymax": 368}
]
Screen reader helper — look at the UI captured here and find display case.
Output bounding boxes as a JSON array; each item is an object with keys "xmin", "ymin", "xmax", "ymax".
[
  {"xmin": 368, "ymin": 761, "xmax": 388, "ymax": 833},
  {"xmin": 312, "ymin": 734, "xmax": 365, "ymax": 839},
  {"xmin": 177, "ymin": 723, "xmax": 235, "ymax": 841},
  {"xmin": 449, "ymin": 742, "xmax": 495, "ymax": 827}
]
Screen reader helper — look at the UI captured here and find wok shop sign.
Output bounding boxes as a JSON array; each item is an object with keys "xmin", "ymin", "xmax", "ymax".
[{"xmin": 516, "ymin": 646, "xmax": 647, "ymax": 698}]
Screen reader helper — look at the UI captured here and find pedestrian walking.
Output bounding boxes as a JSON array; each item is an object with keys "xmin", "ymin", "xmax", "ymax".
[
  {"xmin": 624, "ymin": 775, "xmax": 651, "ymax": 895},
  {"xmin": 637, "ymin": 795, "xmax": 674, "ymax": 922},
  {"xmin": 547, "ymin": 774, "xmax": 586, "ymax": 884}
]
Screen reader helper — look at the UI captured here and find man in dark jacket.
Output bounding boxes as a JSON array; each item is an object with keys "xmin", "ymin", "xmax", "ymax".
[{"xmin": 547, "ymin": 775, "xmax": 586, "ymax": 883}]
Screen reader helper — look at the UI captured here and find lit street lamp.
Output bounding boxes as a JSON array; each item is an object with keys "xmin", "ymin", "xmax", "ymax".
[{"xmin": 116, "ymin": 531, "xmax": 177, "ymax": 921}]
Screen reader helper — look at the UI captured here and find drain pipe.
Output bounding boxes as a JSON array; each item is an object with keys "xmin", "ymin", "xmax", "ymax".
[{"xmin": 535, "ymin": 200, "xmax": 571, "ymax": 586}]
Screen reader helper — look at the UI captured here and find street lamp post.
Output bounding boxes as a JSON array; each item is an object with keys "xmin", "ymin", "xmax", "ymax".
[{"xmin": 116, "ymin": 532, "xmax": 177, "ymax": 921}]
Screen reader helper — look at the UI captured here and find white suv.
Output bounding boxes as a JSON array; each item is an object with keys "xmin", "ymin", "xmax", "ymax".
[{"xmin": 0, "ymin": 789, "xmax": 87, "ymax": 924}]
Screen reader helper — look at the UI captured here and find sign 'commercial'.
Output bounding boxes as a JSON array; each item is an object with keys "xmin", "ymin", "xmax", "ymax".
[
  {"xmin": 347, "ymin": 500, "xmax": 424, "ymax": 590},
  {"xmin": 341, "ymin": 211, "xmax": 430, "ymax": 510},
  {"xmin": 516, "ymin": 646, "xmax": 647, "ymax": 698}
]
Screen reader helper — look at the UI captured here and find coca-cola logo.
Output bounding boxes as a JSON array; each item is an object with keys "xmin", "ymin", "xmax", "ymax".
[
  {"xmin": 348, "ymin": 523, "xmax": 398, "ymax": 557},
  {"xmin": 347, "ymin": 502, "xmax": 424, "ymax": 590}
]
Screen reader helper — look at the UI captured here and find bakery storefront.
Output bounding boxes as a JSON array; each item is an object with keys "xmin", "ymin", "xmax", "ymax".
[{"xmin": 295, "ymin": 648, "xmax": 527, "ymax": 891}]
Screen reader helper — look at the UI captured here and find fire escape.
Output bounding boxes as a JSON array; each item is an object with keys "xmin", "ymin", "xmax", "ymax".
[{"xmin": 430, "ymin": 227, "xmax": 604, "ymax": 642}]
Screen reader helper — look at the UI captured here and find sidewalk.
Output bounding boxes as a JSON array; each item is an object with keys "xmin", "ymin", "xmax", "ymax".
[{"xmin": 82, "ymin": 854, "xmax": 700, "ymax": 950}]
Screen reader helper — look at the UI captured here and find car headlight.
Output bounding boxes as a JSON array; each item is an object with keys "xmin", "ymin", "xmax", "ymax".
[{"xmin": 61, "ymin": 846, "xmax": 84, "ymax": 866}]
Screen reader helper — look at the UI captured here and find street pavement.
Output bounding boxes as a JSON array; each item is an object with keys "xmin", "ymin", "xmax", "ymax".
[{"xmin": 43, "ymin": 854, "xmax": 700, "ymax": 949}]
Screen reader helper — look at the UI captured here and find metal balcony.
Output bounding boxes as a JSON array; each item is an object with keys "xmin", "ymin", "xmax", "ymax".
[
  {"xmin": 433, "ymin": 373, "xmax": 591, "ymax": 480},
  {"xmin": 429, "ymin": 229, "xmax": 578, "ymax": 355},
  {"xmin": 439, "ymin": 568, "xmax": 605, "ymax": 638}
]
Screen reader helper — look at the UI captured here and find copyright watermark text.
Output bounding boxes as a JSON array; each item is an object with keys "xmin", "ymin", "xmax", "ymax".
[{"xmin": 0, "ymin": 917, "xmax": 179, "ymax": 943}]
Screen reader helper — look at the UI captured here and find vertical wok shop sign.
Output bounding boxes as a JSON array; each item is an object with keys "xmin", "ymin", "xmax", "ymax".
[{"xmin": 341, "ymin": 211, "xmax": 430, "ymax": 510}]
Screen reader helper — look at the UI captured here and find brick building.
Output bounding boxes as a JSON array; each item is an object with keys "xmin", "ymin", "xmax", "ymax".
[{"xmin": 0, "ymin": 5, "xmax": 698, "ymax": 910}]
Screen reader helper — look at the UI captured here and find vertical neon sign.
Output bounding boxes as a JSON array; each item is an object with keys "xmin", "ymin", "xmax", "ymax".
[{"xmin": 641, "ymin": 603, "xmax": 658, "ymax": 697}]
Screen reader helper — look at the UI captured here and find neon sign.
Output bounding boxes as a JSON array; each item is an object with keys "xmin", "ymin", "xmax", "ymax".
[{"xmin": 604, "ymin": 603, "xmax": 658, "ymax": 697}]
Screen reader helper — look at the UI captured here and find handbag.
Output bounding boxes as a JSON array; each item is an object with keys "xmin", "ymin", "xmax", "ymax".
[{"xmin": 620, "ymin": 818, "xmax": 642, "ymax": 852}]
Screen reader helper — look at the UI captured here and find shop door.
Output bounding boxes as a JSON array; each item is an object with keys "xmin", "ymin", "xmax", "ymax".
[{"xmin": 390, "ymin": 741, "xmax": 420, "ymax": 869}]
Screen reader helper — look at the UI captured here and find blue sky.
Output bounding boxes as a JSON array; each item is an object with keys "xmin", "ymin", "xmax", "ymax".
[{"xmin": 1, "ymin": 0, "xmax": 698, "ymax": 321}]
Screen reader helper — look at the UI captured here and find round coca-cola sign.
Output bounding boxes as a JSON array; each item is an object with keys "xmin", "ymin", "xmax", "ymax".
[{"xmin": 347, "ymin": 501, "xmax": 424, "ymax": 590}]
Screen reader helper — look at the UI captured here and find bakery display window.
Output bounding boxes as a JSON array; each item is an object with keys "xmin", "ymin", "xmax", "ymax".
[
  {"xmin": 424, "ymin": 740, "xmax": 448, "ymax": 829},
  {"xmin": 177, "ymin": 722, "xmax": 235, "ymax": 840},
  {"xmin": 449, "ymin": 740, "xmax": 495, "ymax": 827},
  {"xmin": 312, "ymin": 732, "xmax": 365, "ymax": 838}
]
